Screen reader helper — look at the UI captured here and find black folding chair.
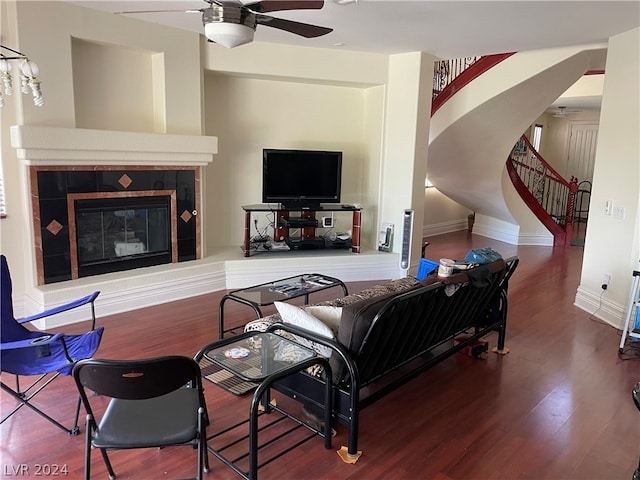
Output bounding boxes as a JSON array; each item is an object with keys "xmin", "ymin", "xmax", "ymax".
[
  {"xmin": 1, "ymin": 254, "xmax": 102, "ymax": 435},
  {"xmin": 73, "ymin": 356, "xmax": 209, "ymax": 480}
]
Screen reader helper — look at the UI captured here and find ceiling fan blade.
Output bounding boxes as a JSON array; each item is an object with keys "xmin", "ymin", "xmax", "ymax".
[
  {"xmin": 246, "ymin": 1, "xmax": 324, "ymax": 14},
  {"xmin": 114, "ymin": 9, "xmax": 202, "ymax": 15},
  {"xmin": 256, "ymin": 15, "xmax": 332, "ymax": 38}
]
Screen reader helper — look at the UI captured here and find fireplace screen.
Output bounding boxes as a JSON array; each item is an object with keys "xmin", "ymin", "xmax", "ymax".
[{"xmin": 74, "ymin": 195, "xmax": 173, "ymax": 277}]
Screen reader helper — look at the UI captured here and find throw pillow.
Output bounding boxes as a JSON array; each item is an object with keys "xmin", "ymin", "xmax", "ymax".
[
  {"xmin": 304, "ymin": 305, "xmax": 343, "ymax": 333},
  {"xmin": 274, "ymin": 302, "xmax": 335, "ymax": 358}
]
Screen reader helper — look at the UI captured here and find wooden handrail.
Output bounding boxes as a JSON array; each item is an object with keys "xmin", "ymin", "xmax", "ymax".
[
  {"xmin": 507, "ymin": 135, "xmax": 577, "ymax": 247},
  {"xmin": 431, "ymin": 53, "xmax": 516, "ymax": 115}
]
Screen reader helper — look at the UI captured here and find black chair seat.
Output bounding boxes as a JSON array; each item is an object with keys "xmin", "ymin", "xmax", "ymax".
[
  {"xmin": 73, "ymin": 356, "xmax": 209, "ymax": 480},
  {"xmin": 94, "ymin": 389, "xmax": 200, "ymax": 449}
]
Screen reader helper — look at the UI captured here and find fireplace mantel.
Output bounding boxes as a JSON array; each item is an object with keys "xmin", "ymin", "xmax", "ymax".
[
  {"xmin": 10, "ymin": 125, "xmax": 215, "ymax": 285},
  {"xmin": 10, "ymin": 125, "xmax": 218, "ymax": 166}
]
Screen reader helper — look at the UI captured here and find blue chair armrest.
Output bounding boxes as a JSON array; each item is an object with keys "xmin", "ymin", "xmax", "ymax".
[
  {"xmin": 19, "ymin": 291, "xmax": 100, "ymax": 325},
  {"xmin": 0, "ymin": 332, "xmax": 66, "ymax": 351}
]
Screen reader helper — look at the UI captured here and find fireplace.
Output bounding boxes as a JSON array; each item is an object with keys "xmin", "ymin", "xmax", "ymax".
[
  {"xmin": 69, "ymin": 192, "xmax": 177, "ymax": 279},
  {"xmin": 11, "ymin": 125, "xmax": 216, "ymax": 286},
  {"xmin": 32, "ymin": 167, "xmax": 199, "ymax": 284}
]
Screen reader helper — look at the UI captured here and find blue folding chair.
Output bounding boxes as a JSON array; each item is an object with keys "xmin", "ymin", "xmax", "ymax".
[{"xmin": 1, "ymin": 255, "xmax": 104, "ymax": 435}]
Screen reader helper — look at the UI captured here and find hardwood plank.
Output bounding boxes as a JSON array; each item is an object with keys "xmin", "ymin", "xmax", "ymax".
[{"xmin": 2, "ymin": 231, "xmax": 639, "ymax": 479}]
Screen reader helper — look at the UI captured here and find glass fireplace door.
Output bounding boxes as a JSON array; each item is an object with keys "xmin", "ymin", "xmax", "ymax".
[{"xmin": 74, "ymin": 196, "xmax": 172, "ymax": 277}]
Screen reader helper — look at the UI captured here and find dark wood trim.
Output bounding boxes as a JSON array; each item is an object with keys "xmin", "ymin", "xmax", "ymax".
[{"xmin": 432, "ymin": 53, "xmax": 516, "ymax": 115}]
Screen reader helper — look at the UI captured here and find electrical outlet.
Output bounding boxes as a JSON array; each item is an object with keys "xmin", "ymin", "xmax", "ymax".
[
  {"xmin": 605, "ymin": 200, "xmax": 613, "ymax": 215},
  {"xmin": 602, "ymin": 273, "xmax": 611, "ymax": 290}
]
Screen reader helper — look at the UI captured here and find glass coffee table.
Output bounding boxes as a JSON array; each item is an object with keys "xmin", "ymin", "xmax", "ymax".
[
  {"xmin": 199, "ymin": 331, "xmax": 333, "ymax": 480},
  {"xmin": 218, "ymin": 273, "xmax": 348, "ymax": 339}
]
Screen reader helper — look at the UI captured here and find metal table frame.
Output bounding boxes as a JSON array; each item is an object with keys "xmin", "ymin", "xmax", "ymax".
[
  {"xmin": 200, "ymin": 332, "xmax": 332, "ymax": 480},
  {"xmin": 218, "ymin": 273, "xmax": 347, "ymax": 339}
]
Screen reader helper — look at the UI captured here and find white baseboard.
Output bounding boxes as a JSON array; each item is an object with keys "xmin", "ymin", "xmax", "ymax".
[
  {"xmin": 422, "ymin": 219, "xmax": 467, "ymax": 237},
  {"xmin": 23, "ymin": 249, "xmax": 399, "ymax": 329},
  {"xmin": 472, "ymin": 223, "xmax": 519, "ymax": 245},
  {"xmin": 574, "ymin": 285, "xmax": 625, "ymax": 330}
]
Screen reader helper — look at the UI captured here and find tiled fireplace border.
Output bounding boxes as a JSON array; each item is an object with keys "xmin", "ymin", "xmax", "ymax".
[{"xmin": 30, "ymin": 165, "xmax": 200, "ymax": 285}]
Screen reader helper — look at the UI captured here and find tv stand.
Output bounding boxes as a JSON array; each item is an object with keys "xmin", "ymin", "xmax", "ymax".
[
  {"xmin": 241, "ymin": 204, "xmax": 362, "ymax": 257},
  {"xmin": 281, "ymin": 202, "xmax": 322, "ymax": 211}
]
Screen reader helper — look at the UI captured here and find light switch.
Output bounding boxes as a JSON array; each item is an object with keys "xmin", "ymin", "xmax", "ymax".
[{"xmin": 613, "ymin": 205, "xmax": 625, "ymax": 220}]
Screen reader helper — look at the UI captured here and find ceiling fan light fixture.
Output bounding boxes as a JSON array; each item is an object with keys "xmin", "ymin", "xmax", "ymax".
[{"xmin": 205, "ymin": 22, "xmax": 255, "ymax": 48}]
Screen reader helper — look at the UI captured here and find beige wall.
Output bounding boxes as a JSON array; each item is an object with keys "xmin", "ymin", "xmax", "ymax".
[
  {"xmin": 577, "ymin": 27, "xmax": 640, "ymax": 328},
  {"xmin": 1, "ymin": 1, "xmax": 436, "ymax": 303},
  {"xmin": 534, "ymin": 109, "xmax": 602, "ymax": 177},
  {"xmin": 2, "ymin": 1, "xmax": 636, "ymax": 328},
  {"xmin": 201, "ymin": 43, "xmax": 435, "ymax": 265},
  {"xmin": 0, "ymin": 0, "xmax": 204, "ymax": 310},
  {"xmin": 71, "ymin": 39, "xmax": 156, "ymax": 133},
  {"xmin": 8, "ymin": 1, "xmax": 203, "ymax": 132},
  {"xmin": 423, "ymin": 188, "xmax": 469, "ymax": 236},
  {"xmin": 203, "ymin": 73, "xmax": 368, "ymax": 249}
]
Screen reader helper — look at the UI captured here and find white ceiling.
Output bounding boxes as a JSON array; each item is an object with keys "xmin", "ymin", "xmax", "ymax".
[
  {"xmin": 67, "ymin": 0, "xmax": 640, "ymax": 110},
  {"xmin": 67, "ymin": 0, "xmax": 640, "ymax": 58}
]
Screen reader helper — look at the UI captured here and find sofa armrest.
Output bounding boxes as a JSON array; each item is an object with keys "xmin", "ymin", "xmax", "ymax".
[{"xmin": 266, "ymin": 322, "xmax": 360, "ymax": 388}]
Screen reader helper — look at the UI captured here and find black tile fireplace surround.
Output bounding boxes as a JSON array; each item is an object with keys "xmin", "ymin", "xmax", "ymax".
[{"xmin": 36, "ymin": 168, "xmax": 196, "ymax": 284}]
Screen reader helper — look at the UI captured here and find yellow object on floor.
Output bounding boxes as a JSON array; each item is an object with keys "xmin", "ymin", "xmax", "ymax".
[
  {"xmin": 492, "ymin": 346, "xmax": 510, "ymax": 355},
  {"xmin": 337, "ymin": 446, "xmax": 362, "ymax": 463},
  {"xmin": 258, "ymin": 399, "xmax": 277, "ymax": 412}
]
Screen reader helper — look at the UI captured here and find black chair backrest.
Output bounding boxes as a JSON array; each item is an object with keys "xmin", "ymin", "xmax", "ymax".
[
  {"xmin": 73, "ymin": 356, "xmax": 202, "ymax": 401},
  {"xmin": 633, "ymin": 382, "xmax": 640, "ymax": 411}
]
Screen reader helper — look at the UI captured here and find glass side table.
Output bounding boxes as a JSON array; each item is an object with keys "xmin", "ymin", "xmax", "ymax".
[
  {"xmin": 199, "ymin": 332, "xmax": 332, "ymax": 480},
  {"xmin": 218, "ymin": 273, "xmax": 348, "ymax": 339}
]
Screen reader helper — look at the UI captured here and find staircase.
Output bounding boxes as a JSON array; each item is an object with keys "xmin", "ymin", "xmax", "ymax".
[
  {"xmin": 506, "ymin": 135, "xmax": 577, "ymax": 247},
  {"xmin": 428, "ymin": 44, "xmax": 606, "ymax": 245}
]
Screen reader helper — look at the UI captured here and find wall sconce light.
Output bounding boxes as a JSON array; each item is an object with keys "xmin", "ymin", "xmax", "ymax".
[{"xmin": 0, "ymin": 45, "xmax": 44, "ymax": 107}]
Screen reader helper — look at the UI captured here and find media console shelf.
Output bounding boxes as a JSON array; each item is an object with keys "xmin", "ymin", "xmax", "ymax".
[{"xmin": 242, "ymin": 204, "xmax": 362, "ymax": 258}]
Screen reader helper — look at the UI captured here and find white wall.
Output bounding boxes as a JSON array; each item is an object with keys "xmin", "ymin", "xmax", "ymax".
[
  {"xmin": 577, "ymin": 27, "xmax": 640, "ymax": 328},
  {"xmin": 423, "ymin": 188, "xmax": 469, "ymax": 237},
  {"xmin": 380, "ymin": 52, "xmax": 434, "ymax": 267},
  {"xmin": 534, "ymin": 109, "xmax": 602, "ymax": 176}
]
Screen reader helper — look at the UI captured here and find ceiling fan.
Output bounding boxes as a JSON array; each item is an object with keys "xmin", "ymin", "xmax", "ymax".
[
  {"xmin": 116, "ymin": 0, "xmax": 333, "ymax": 49},
  {"xmin": 552, "ymin": 106, "xmax": 582, "ymax": 118}
]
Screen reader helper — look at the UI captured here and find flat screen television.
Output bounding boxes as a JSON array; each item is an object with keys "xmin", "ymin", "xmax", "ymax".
[{"xmin": 262, "ymin": 149, "xmax": 342, "ymax": 209}]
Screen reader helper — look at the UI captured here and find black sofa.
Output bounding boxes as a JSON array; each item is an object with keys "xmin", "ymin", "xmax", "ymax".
[{"xmin": 250, "ymin": 256, "xmax": 519, "ymax": 461}]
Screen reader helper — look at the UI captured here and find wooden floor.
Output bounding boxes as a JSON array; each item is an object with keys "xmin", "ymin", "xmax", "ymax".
[{"xmin": 2, "ymin": 231, "xmax": 639, "ymax": 480}]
